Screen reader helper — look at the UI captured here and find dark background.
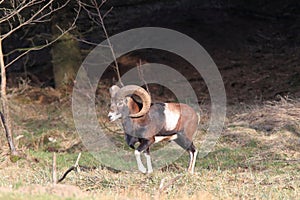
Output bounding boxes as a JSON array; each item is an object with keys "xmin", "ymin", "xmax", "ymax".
[{"xmin": 3, "ymin": 0, "xmax": 300, "ymax": 104}]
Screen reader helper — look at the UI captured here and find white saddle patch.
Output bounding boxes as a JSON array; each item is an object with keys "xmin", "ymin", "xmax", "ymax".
[{"xmin": 164, "ymin": 104, "xmax": 180, "ymax": 131}]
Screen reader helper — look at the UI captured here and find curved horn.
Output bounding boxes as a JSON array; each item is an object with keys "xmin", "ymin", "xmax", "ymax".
[{"xmin": 116, "ymin": 85, "xmax": 151, "ymax": 117}]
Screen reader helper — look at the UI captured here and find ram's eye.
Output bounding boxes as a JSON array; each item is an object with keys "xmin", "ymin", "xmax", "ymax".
[{"xmin": 117, "ymin": 102, "xmax": 123, "ymax": 106}]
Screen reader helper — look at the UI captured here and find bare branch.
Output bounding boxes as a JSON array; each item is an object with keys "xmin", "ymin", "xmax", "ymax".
[
  {"xmin": 102, "ymin": 6, "xmax": 113, "ymax": 20},
  {"xmin": 79, "ymin": 2, "xmax": 101, "ymax": 26},
  {"xmin": 137, "ymin": 60, "xmax": 150, "ymax": 94},
  {"xmin": 1, "ymin": 0, "xmax": 55, "ymax": 40},
  {"xmin": 0, "ymin": 0, "xmax": 35, "ymax": 24},
  {"xmin": 5, "ymin": 5, "xmax": 81, "ymax": 68},
  {"xmin": 32, "ymin": 0, "xmax": 71, "ymax": 24},
  {"xmin": 79, "ymin": 0, "xmax": 123, "ymax": 86},
  {"xmin": 77, "ymin": 38, "xmax": 104, "ymax": 46}
]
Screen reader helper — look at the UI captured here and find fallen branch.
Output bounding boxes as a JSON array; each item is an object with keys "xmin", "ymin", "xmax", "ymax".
[{"xmin": 58, "ymin": 153, "xmax": 81, "ymax": 183}]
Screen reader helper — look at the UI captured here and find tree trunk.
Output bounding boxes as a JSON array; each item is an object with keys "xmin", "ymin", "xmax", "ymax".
[
  {"xmin": 0, "ymin": 38, "xmax": 18, "ymax": 156},
  {"xmin": 51, "ymin": 7, "xmax": 81, "ymax": 89}
]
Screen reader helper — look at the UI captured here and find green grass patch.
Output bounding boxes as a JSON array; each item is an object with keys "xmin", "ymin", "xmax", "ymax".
[
  {"xmin": 29, "ymin": 151, "xmax": 99, "ymax": 170},
  {"xmin": 197, "ymin": 140, "xmax": 291, "ymax": 171}
]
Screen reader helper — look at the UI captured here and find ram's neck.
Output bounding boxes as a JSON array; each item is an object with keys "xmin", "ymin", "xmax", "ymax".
[{"xmin": 121, "ymin": 98, "xmax": 139, "ymax": 135}]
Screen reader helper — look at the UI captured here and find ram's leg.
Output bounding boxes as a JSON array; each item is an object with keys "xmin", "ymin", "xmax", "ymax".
[
  {"xmin": 144, "ymin": 148, "xmax": 153, "ymax": 173},
  {"xmin": 187, "ymin": 144, "xmax": 198, "ymax": 174},
  {"xmin": 134, "ymin": 150, "xmax": 147, "ymax": 173},
  {"xmin": 135, "ymin": 139, "xmax": 154, "ymax": 173},
  {"xmin": 174, "ymin": 135, "xmax": 198, "ymax": 174}
]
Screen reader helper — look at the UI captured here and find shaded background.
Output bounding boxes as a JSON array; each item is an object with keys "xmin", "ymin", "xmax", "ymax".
[{"xmin": 3, "ymin": 0, "xmax": 300, "ymax": 104}]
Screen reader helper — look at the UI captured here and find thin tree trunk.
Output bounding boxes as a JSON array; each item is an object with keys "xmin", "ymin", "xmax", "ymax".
[
  {"xmin": 51, "ymin": 3, "xmax": 81, "ymax": 89},
  {"xmin": 51, "ymin": 32, "xmax": 81, "ymax": 89},
  {"xmin": 0, "ymin": 38, "xmax": 18, "ymax": 156}
]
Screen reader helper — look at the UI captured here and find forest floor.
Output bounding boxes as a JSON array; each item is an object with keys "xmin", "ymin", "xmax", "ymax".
[{"xmin": 0, "ymin": 86, "xmax": 299, "ymax": 200}]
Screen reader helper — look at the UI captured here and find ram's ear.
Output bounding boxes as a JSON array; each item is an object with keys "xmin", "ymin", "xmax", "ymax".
[{"xmin": 109, "ymin": 85, "xmax": 120, "ymax": 97}]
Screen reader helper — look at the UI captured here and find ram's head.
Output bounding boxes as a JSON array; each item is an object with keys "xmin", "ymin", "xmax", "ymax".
[{"xmin": 108, "ymin": 85, "xmax": 151, "ymax": 121}]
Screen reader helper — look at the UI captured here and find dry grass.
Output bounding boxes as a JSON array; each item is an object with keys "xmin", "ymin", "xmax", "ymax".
[
  {"xmin": 230, "ymin": 96, "xmax": 300, "ymax": 135},
  {"xmin": 226, "ymin": 97, "xmax": 300, "ymax": 160},
  {"xmin": 0, "ymin": 88, "xmax": 299, "ymax": 199},
  {"xmin": 0, "ymin": 159, "xmax": 298, "ymax": 199}
]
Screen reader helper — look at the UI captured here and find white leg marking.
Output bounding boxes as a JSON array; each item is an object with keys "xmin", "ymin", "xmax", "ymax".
[
  {"xmin": 188, "ymin": 151, "xmax": 193, "ymax": 172},
  {"xmin": 144, "ymin": 153, "xmax": 153, "ymax": 174},
  {"xmin": 188, "ymin": 150, "xmax": 198, "ymax": 174},
  {"xmin": 134, "ymin": 150, "xmax": 146, "ymax": 173},
  {"xmin": 191, "ymin": 150, "xmax": 198, "ymax": 174}
]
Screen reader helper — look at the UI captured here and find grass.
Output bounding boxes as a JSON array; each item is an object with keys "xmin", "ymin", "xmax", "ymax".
[
  {"xmin": 0, "ymin": 192, "xmax": 80, "ymax": 200},
  {"xmin": 0, "ymin": 140, "xmax": 298, "ymax": 199},
  {"xmin": 0, "ymin": 89, "xmax": 299, "ymax": 199}
]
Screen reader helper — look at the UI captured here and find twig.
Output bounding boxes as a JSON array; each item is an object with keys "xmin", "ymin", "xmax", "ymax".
[
  {"xmin": 96, "ymin": 2, "xmax": 123, "ymax": 86},
  {"xmin": 74, "ymin": 152, "xmax": 82, "ymax": 172},
  {"xmin": 159, "ymin": 174, "xmax": 183, "ymax": 193},
  {"xmin": 79, "ymin": 0, "xmax": 123, "ymax": 86},
  {"xmin": 58, "ymin": 166, "xmax": 76, "ymax": 183},
  {"xmin": 1, "ymin": 0, "xmax": 55, "ymax": 40},
  {"xmin": 58, "ymin": 153, "xmax": 82, "ymax": 183},
  {"xmin": 4, "ymin": 5, "xmax": 81, "ymax": 68},
  {"xmin": 137, "ymin": 60, "xmax": 150, "ymax": 94},
  {"xmin": 155, "ymin": 174, "xmax": 183, "ymax": 200},
  {"xmin": 52, "ymin": 152, "xmax": 57, "ymax": 184}
]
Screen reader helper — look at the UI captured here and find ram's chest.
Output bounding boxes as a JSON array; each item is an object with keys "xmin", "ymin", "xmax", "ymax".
[{"xmin": 163, "ymin": 104, "xmax": 180, "ymax": 131}]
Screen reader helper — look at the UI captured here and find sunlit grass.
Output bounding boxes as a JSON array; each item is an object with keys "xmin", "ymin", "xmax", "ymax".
[{"xmin": 0, "ymin": 93, "xmax": 299, "ymax": 199}]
